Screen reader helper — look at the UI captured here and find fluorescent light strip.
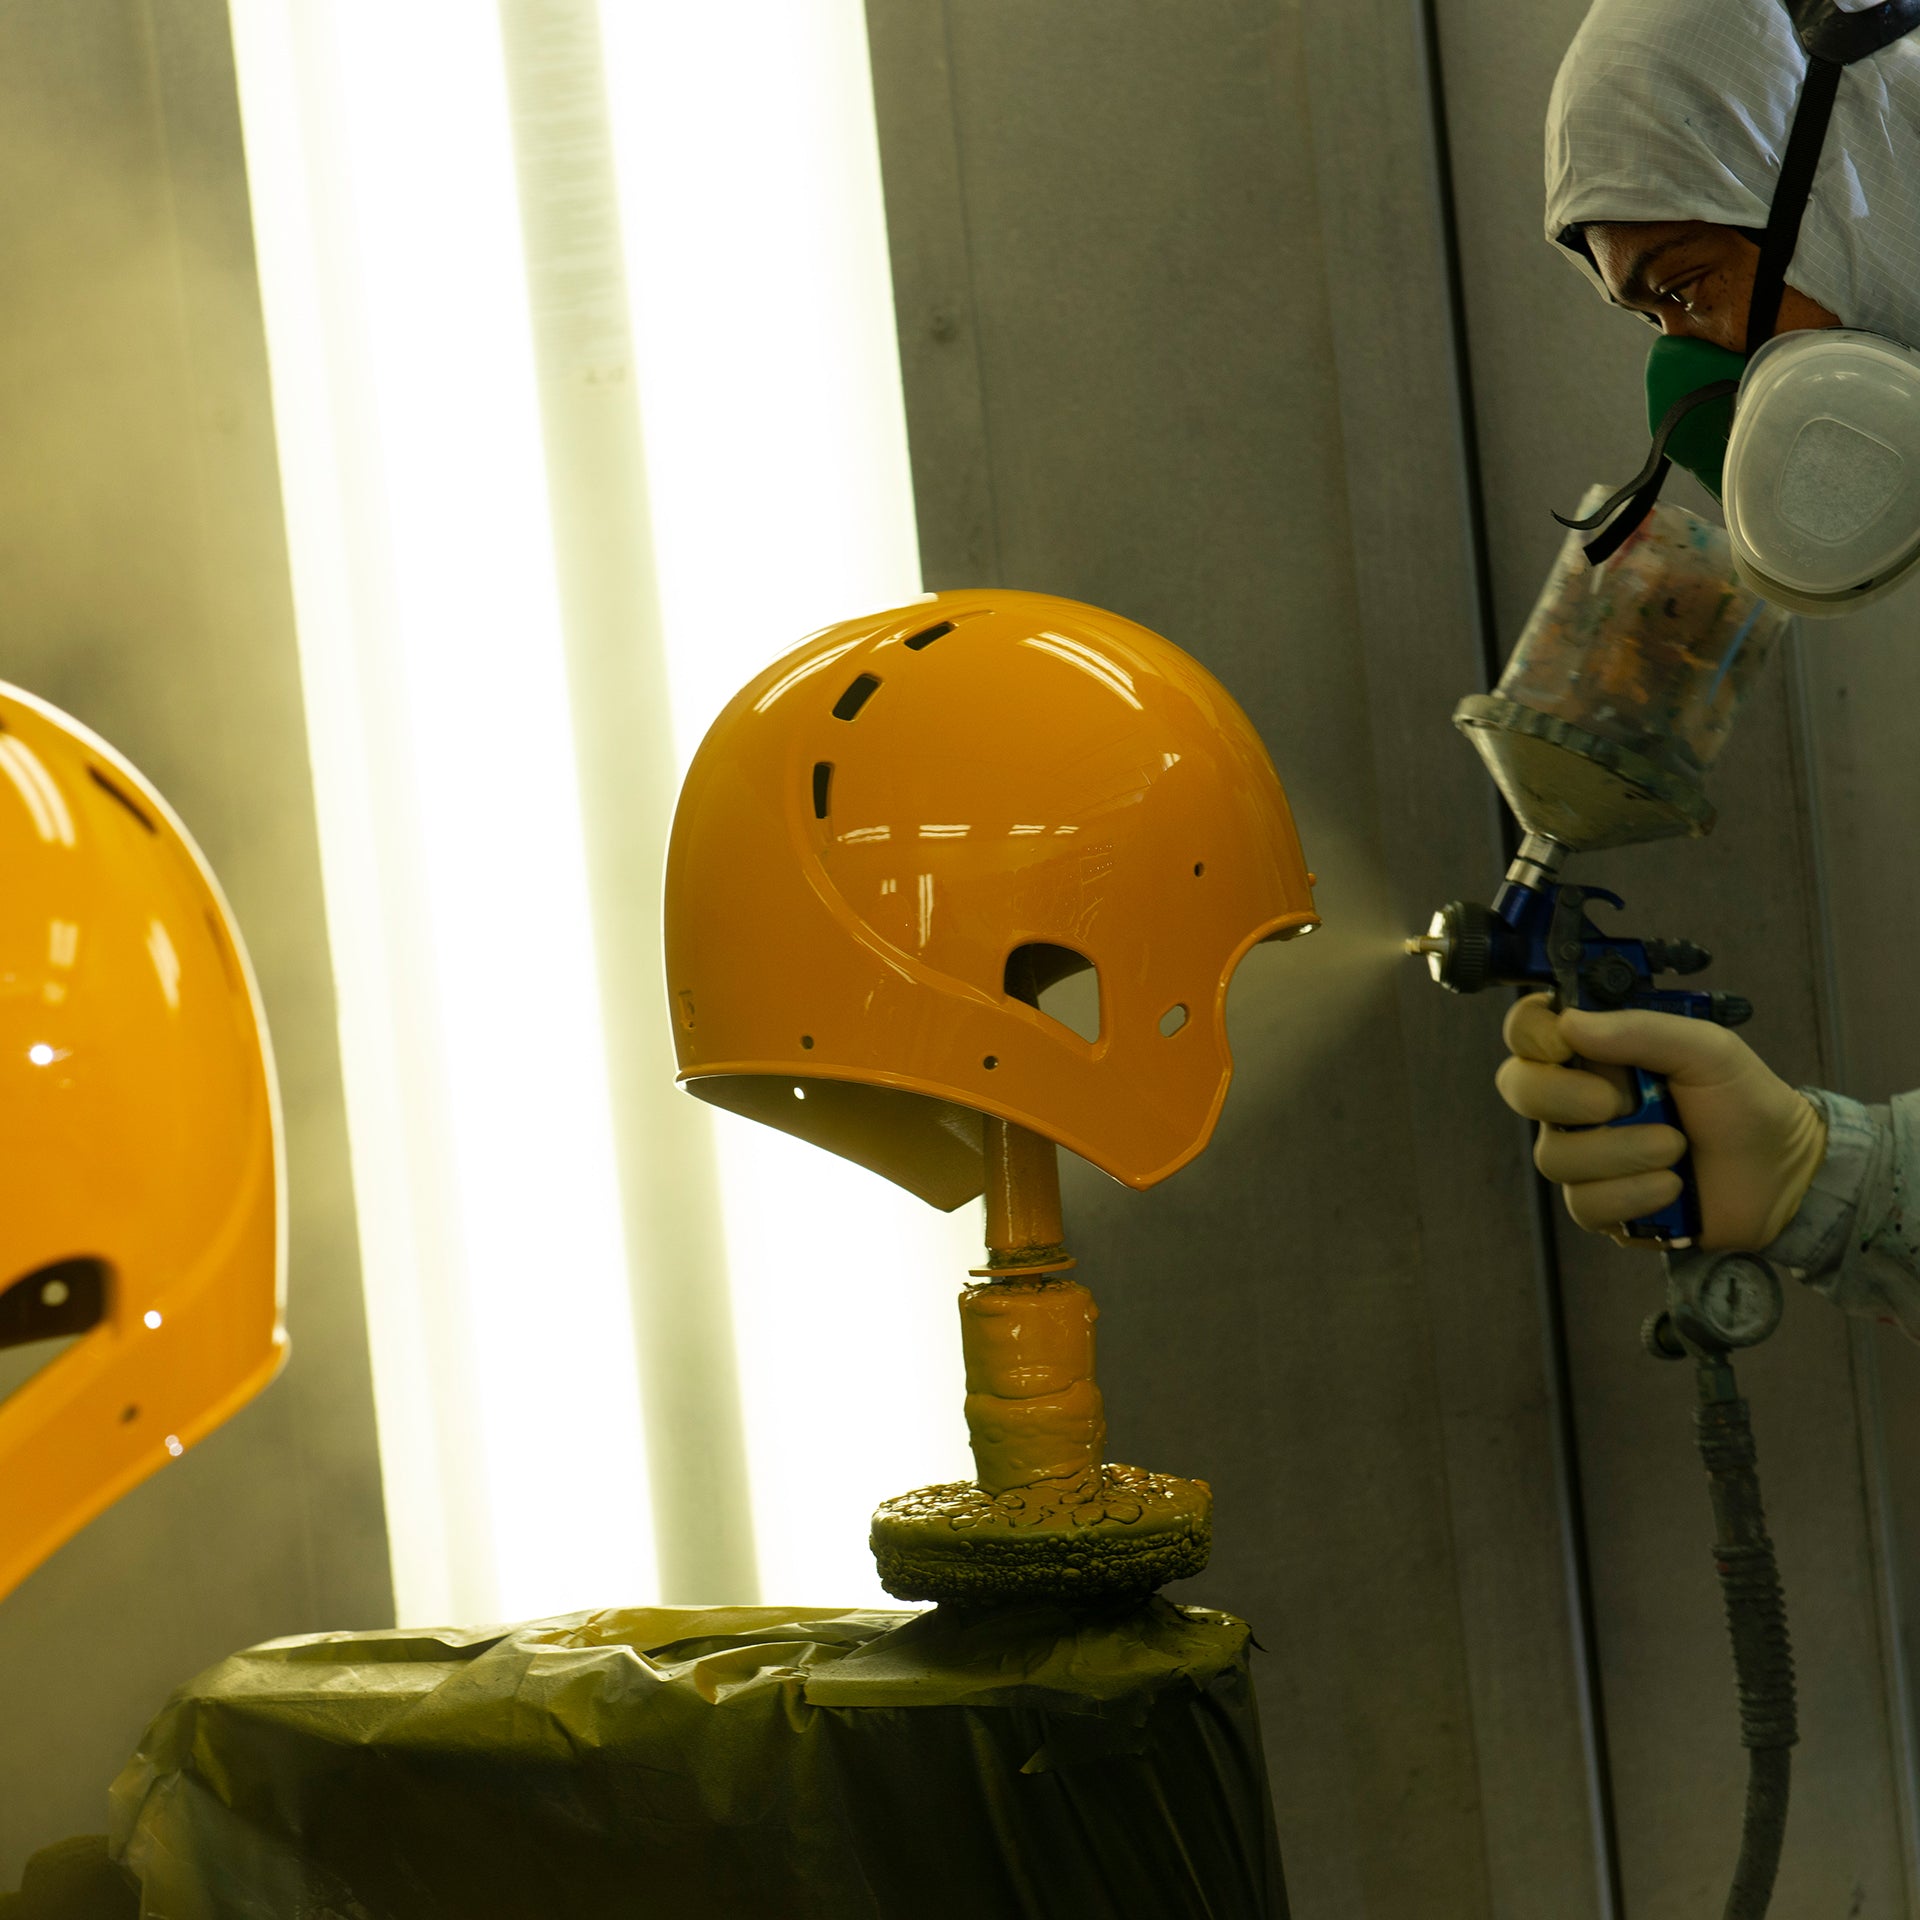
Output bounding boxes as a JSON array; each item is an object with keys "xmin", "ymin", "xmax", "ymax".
[
  {"xmin": 229, "ymin": 0, "xmax": 654, "ymax": 1625},
  {"xmin": 598, "ymin": 0, "xmax": 982, "ymax": 1605}
]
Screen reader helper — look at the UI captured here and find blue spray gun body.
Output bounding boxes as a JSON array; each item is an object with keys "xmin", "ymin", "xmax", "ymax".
[{"xmin": 1413, "ymin": 832, "xmax": 1753, "ymax": 1247}]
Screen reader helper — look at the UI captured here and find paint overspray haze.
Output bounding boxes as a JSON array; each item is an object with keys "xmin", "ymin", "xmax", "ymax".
[{"xmin": 1224, "ymin": 820, "xmax": 1433, "ymax": 1106}]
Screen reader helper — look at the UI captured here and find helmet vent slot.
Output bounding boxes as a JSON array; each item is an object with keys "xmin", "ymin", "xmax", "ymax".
[
  {"xmin": 832, "ymin": 673, "xmax": 883, "ymax": 721},
  {"xmin": 812, "ymin": 761, "xmax": 833, "ymax": 819},
  {"xmin": 1159, "ymin": 1003, "xmax": 1189, "ymax": 1037},
  {"xmin": 88, "ymin": 766, "xmax": 157, "ymax": 833},
  {"xmin": 1004, "ymin": 941, "xmax": 1101, "ymax": 1043},
  {"xmin": 904, "ymin": 620, "xmax": 954, "ymax": 652}
]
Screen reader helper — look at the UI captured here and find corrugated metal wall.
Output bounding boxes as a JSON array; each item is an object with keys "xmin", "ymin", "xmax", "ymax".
[
  {"xmin": 0, "ymin": 0, "xmax": 391, "ymax": 1883},
  {"xmin": 867, "ymin": 2, "xmax": 1920, "ymax": 1913},
  {"xmin": 5, "ymin": 2, "xmax": 1920, "ymax": 1912},
  {"xmin": 1437, "ymin": 3, "xmax": 1920, "ymax": 1910}
]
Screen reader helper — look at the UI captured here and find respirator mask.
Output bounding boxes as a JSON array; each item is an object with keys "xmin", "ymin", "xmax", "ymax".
[{"xmin": 1563, "ymin": 0, "xmax": 1920, "ymax": 617}]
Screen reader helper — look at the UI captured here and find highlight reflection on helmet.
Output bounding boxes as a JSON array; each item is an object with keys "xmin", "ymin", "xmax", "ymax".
[{"xmin": 665, "ymin": 590, "xmax": 1319, "ymax": 1206}]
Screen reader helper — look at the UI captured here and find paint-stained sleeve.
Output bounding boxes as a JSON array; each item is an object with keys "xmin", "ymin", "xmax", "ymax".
[{"xmin": 1761, "ymin": 1088, "xmax": 1920, "ymax": 1342}]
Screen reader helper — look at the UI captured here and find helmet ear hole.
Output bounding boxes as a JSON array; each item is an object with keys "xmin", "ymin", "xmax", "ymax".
[
  {"xmin": 0, "ymin": 1257, "xmax": 108, "ymax": 1405},
  {"xmin": 1004, "ymin": 942, "xmax": 1101, "ymax": 1043},
  {"xmin": 0, "ymin": 1258, "xmax": 107, "ymax": 1351}
]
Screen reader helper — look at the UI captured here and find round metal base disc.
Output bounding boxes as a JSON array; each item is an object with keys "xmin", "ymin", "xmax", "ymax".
[{"xmin": 871, "ymin": 1463, "xmax": 1211, "ymax": 1606}]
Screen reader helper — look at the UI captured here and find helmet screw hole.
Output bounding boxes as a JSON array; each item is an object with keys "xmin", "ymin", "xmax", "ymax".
[
  {"xmin": 800, "ymin": 1034, "xmax": 814, "ymax": 1049},
  {"xmin": 983, "ymin": 1055, "xmax": 999, "ymax": 1070},
  {"xmin": 1193, "ymin": 862, "xmax": 1205, "ymax": 877},
  {"xmin": 120, "ymin": 1405, "xmax": 139, "ymax": 1424}
]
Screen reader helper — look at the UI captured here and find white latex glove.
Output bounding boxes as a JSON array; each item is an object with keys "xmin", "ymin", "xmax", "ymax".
[{"xmin": 1495, "ymin": 995, "xmax": 1828, "ymax": 1252}]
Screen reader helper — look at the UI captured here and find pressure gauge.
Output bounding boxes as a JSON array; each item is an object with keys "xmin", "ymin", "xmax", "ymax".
[{"xmin": 1663, "ymin": 1251, "xmax": 1785, "ymax": 1353}]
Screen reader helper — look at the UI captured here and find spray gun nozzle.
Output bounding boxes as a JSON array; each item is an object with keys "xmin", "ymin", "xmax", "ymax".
[{"xmin": 1409, "ymin": 901, "xmax": 1496, "ymax": 994}]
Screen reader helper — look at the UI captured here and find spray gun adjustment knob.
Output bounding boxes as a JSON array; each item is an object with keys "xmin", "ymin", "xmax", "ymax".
[
  {"xmin": 1709, "ymin": 993, "xmax": 1754, "ymax": 1029},
  {"xmin": 1646, "ymin": 938, "xmax": 1712, "ymax": 976},
  {"xmin": 1579, "ymin": 952, "xmax": 1642, "ymax": 1008}
]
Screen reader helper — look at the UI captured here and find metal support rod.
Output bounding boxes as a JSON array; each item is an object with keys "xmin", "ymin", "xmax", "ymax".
[{"xmin": 982, "ymin": 1116, "xmax": 1065, "ymax": 1258}]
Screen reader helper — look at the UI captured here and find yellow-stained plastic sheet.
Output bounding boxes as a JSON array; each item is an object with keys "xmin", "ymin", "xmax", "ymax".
[
  {"xmin": 0, "ymin": 1836, "xmax": 135, "ymax": 1919},
  {"xmin": 109, "ymin": 1599, "xmax": 1287, "ymax": 1920}
]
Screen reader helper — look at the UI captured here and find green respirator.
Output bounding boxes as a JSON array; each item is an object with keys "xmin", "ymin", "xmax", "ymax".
[
  {"xmin": 1645, "ymin": 335, "xmax": 1745, "ymax": 502},
  {"xmin": 1606, "ymin": 325, "xmax": 1920, "ymax": 617}
]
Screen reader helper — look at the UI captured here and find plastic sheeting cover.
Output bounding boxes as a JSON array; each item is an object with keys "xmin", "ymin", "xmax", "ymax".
[{"xmin": 109, "ymin": 1598, "xmax": 1287, "ymax": 1919}]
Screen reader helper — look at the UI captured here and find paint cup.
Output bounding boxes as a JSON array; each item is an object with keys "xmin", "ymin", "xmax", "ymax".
[
  {"xmin": 1497, "ymin": 492, "xmax": 1791, "ymax": 783},
  {"xmin": 1453, "ymin": 494, "xmax": 1793, "ymax": 851}
]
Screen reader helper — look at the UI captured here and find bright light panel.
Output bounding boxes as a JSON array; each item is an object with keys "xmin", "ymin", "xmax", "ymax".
[
  {"xmin": 229, "ymin": 0, "xmax": 655, "ymax": 1625},
  {"xmin": 599, "ymin": 0, "xmax": 982, "ymax": 1605}
]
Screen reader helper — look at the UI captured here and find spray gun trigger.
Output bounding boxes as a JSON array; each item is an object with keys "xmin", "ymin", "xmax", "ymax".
[{"xmin": 1546, "ymin": 885, "xmax": 1586, "ymax": 1013}]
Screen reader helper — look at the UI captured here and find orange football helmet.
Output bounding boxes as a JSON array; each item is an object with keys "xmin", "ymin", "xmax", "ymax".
[
  {"xmin": 0, "ymin": 687, "xmax": 282, "ymax": 1602},
  {"xmin": 664, "ymin": 590, "xmax": 1318, "ymax": 1206}
]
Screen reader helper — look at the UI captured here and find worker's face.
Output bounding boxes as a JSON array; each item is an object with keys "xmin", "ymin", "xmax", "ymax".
[{"xmin": 1585, "ymin": 220, "xmax": 1841, "ymax": 352}]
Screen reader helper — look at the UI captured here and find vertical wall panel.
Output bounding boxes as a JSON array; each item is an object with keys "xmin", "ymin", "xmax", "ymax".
[
  {"xmin": 868, "ymin": 2, "xmax": 1608, "ymax": 1909},
  {"xmin": 0, "ymin": 0, "xmax": 391, "ymax": 1882},
  {"xmin": 1435, "ymin": 3, "xmax": 1917, "ymax": 1912},
  {"xmin": 1294, "ymin": 4, "xmax": 1615, "ymax": 1910},
  {"xmin": 1791, "ymin": 422, "xmax": 1920, "ymax": 1912}
]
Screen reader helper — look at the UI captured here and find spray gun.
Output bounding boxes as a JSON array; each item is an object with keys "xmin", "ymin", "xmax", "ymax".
[
  {"xmin": 1419, "ymin": 497, "xmax": 1800, "ymax": 1918},
  {"xmin": 1408, "ymin": 826, "xmax": 1752, "ymax": 1246}
]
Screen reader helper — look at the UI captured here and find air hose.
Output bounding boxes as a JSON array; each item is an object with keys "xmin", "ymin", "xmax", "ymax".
[
  {"xmin": 1649, "ymin": 1253, "xmax": 1797, "ymax": 1920},
  {"xmin": 1695, "ymin": 1350, "xmax": 1796, "ymax": 1918}
]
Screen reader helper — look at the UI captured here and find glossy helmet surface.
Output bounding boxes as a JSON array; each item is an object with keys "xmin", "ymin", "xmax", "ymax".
[
  {"xmin": 664, "ymin": 591, "xmax": 1318, "ymax": 1206},
  {"xmin": 0, "ymin": 686, "xmax": 282, "ymax": 1602}
]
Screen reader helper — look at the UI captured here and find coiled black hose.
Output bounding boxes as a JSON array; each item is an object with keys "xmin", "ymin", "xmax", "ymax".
[{"xmin": 1694, "ymin": 1354, "xmax": 1796, "ymax": 1920}]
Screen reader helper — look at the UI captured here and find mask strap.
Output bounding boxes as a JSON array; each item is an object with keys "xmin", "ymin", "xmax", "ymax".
[
  {"xmin": 1554, "ymin": 378, "xmax": 1741, "ymax": 566},
  {"xmin": 1746, "ymin": 54, "xmax": 1842, "ymax": 354}
]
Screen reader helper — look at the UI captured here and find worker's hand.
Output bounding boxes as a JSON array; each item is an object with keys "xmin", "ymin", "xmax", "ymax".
[{"xmin": 1495, "ymin": 996, "xmax": 1827, "ymax": 1252}]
